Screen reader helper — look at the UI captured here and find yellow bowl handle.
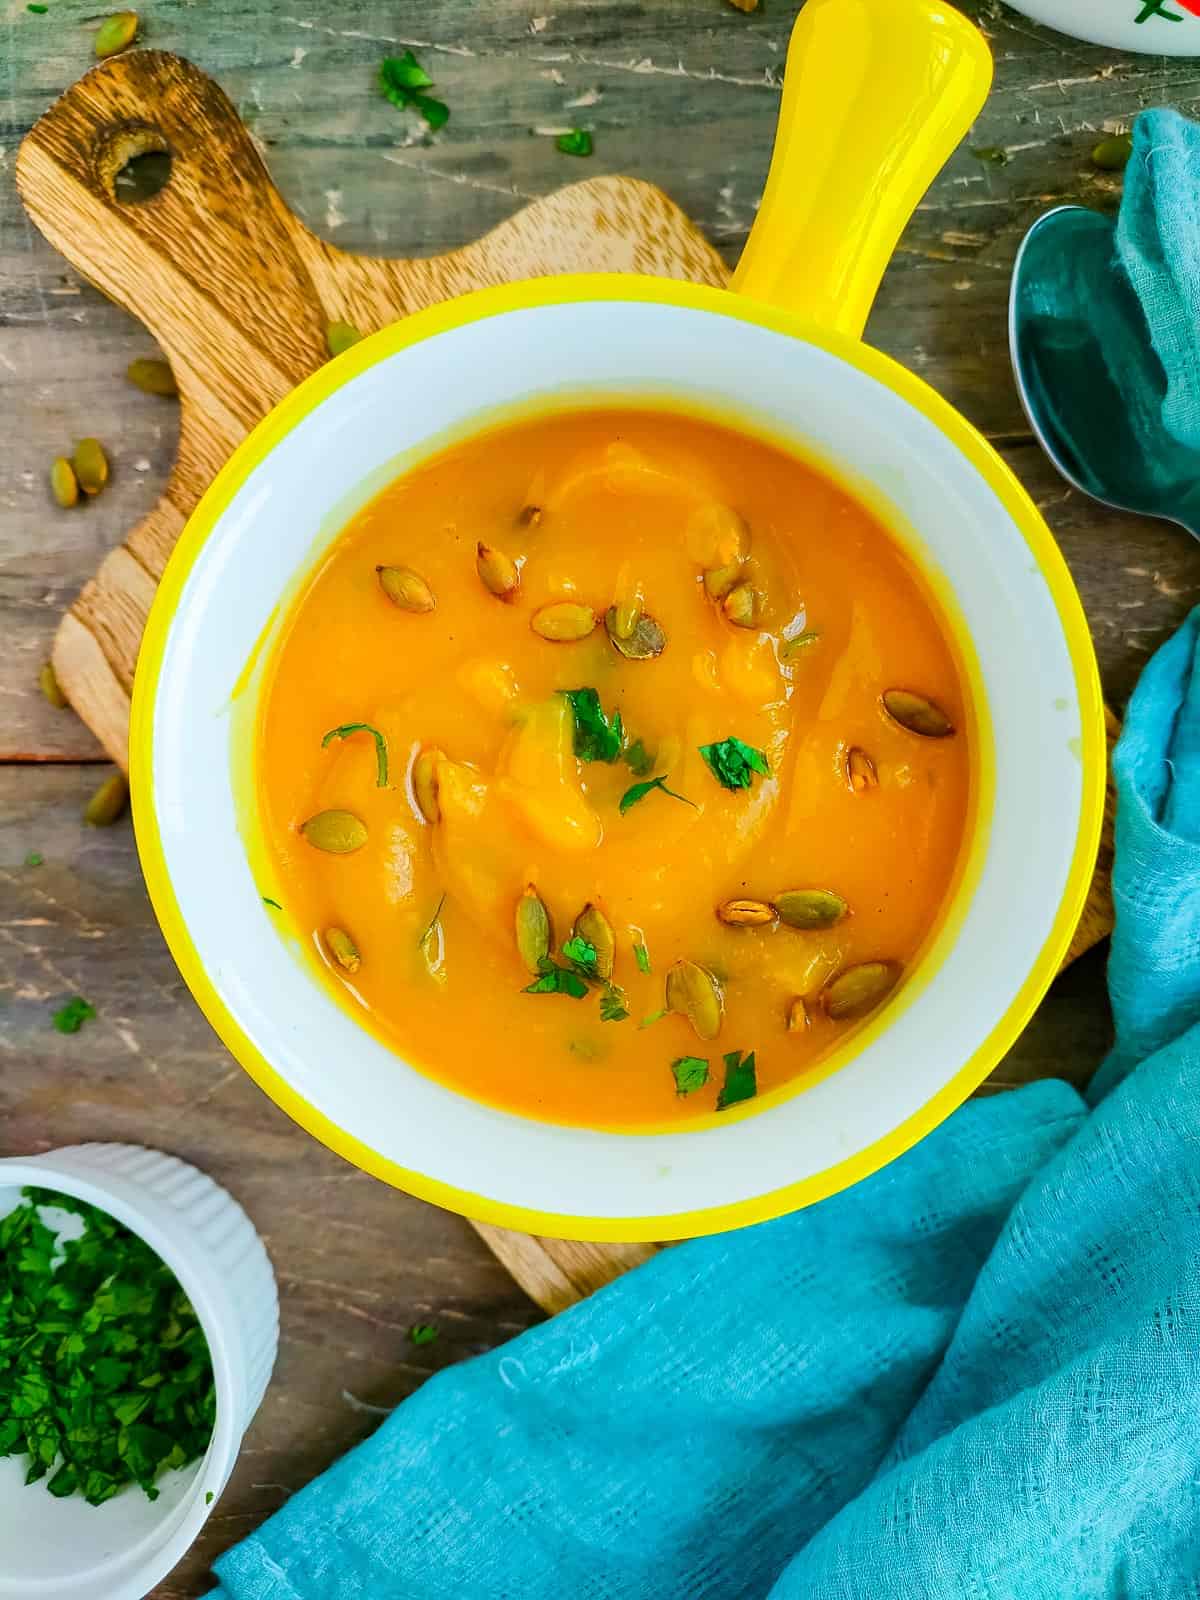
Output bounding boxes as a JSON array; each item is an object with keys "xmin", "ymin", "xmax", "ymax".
[{"xmin": 731, "ymin": 0, "xmax": 992, "ymax": 339}]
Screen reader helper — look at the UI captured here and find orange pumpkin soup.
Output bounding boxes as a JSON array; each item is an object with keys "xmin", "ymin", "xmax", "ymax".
[{"xmin": 255, "ymin": 407, "xmax": 971, "ymax": 1128}]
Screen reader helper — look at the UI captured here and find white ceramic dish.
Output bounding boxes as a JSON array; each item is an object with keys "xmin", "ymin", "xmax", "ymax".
[
  {"xmin": 1005, "ymin": 0, "xmax": 1200, "ymax": 54},
  {"xmin": 131, "ymin": 0, "xmax": 1106, "ymax": 1241},
  {"xmin": 0, "ymin": 1144, "xmax": 277, "ymax": 1600}
]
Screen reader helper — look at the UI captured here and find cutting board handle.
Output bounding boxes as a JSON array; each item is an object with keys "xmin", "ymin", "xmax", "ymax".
[{"xmin": 16, "ymin": 50, "xmax": 329, "ymax": 403}]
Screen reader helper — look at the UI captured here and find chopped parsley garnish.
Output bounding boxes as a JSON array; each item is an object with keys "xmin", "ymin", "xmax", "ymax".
[
  {"xmin": 541, "ymin": 937, "xmax": 630, "ymax": 1020},
  {"xmin": 634, "ymin": 942, "xmax": 651, "ymax": 975},
  {"xmin": 52, "ymin": 997, "xmax": 95, "ymax": 1035},
  {"xmin": 379, "ymin": 51, "xmax": 450, "ymax": 130},
  {"xmin": 699, "ymin": 737, "xmax": 769, "ymax": 792},
  {"xmin": 640, "ymin": 1007, "xmax": 668, "ymax": 1029},
  {"xmin": 717, "ymin": 1049, "xmax": 757, "ymax": 1110},
  {"xmin": 562, "ymin": 688, "xmax": 624, "ymax": 763},
  {"xmin": 262, "ymin": 897, "xmax": 282, "ymax": 911},
  {"xmin": 562, "ymin": 935, "xmax": 597, "ymax": 968},
  {"xmin": 0, "ymin": 1187, "xmax": 215, "ymax": 1505},
  {"xmin": 408, "ymin": 1323, "xmax": 439, "ymax": 1347},
  {"xmin": 24, "ymin": 852, "xmax": 43, "ymax": 868},
  {"xmin": 321, "ymin": 722, "xmax": 389, "ymax": 788},
  {"xmin": 623, "ymin": 738, "xmax": 654, "ymax": 778},
  {"xmin": 672, "ymin": 1056, "xmax": 709, "ymax": 1096},
  {"xmin": 525, "ymin": 959, "xmax": 589, "ymax": 1000},
  {"xmin": 599, "ymin": 988, "xmax": 630, "ymax": 1023},
  {"xmin": 619, "ymin": 775, "xmax": 696, "ymax": 815},
  {"xmin": 556, "ymin": 129, "xmax": 593, "ymax": 157}
]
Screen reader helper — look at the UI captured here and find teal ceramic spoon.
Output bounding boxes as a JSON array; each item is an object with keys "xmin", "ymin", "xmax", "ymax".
[{"xmin": 1009, "ymin": 205, "xmax": 1200, "ymax": 539}]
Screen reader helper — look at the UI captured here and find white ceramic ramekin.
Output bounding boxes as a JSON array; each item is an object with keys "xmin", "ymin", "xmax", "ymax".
[{"xmin": 0, "ymin": 1144, "xmax": 278, "ymax": 1600}]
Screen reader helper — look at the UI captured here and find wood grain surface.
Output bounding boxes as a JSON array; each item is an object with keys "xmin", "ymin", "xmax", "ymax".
[{"xmin": 2, "ymin": 3, "xmax": 1198, "ymax": 1595}]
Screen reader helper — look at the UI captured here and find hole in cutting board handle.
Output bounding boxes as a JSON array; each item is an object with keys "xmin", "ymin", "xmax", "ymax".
[{"xmin": 97, "ymin": 124, "xmax": 173, "ymax": 204}]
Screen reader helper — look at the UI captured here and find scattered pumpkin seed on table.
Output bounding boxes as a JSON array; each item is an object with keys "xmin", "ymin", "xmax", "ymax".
[
  {"xmin": 1092, "ymin": 134, "xmax": 1133, "ymax": 172},
  {"xmin": 84, "ymin": 772, "xmax": 128, "ymax": 827},
  {"xmin": 301, "ymin": 809, "xmax": 368, "ymax": 854},
  {"xmin": 126, "ymin": 357, "xmax": 177, "ymax": 396},
  {"xmin": 72, "ymin": 438, "xmax": 109, "ymax": 497},
  {"xmin": 49, "ymin": 457, "xmax": 78, "ymax": 508},
  {"xmin": 325, "ymin": 320, "xmax": 362, "ymax": 358},
  {"xmin": 94, "ymin": 10, "xmax": 138, "ymax": 57},
  {"xmin": 377, "ymin": 565, "xmax": 436, "ymax": 613},
  {"xmin": 39, "ymin": 661, "xmax": 68, "ymax": 709}
]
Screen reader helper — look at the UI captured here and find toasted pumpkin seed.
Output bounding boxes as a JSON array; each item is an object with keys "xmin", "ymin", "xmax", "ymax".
[
  {"xmin": 50, "ymin": 457, "xmax": 79, "ymax": 508},
  {"xmin": 412, "ymin": 748, "xmax": 441, "ymax": 823},
  {"xmin": 786, "ymin": 996, "xmax": 811, "ymax": 1033},
  {"xmin": 605, "ymin": 607, "xmax": 666, "ymax": 659},
  {"xmin": 882, "ymin": 689, "xmax": 954, "ymax": 739},
  {"xmin": 776, "ymin": 888, "xmax": 849, "ymax": 930},
  {"xmin": 95, "ymin": 10, "xmax": 138, "ymax": 57},
  {"xmin": 301, "ymin": 809, "xmax": 368, "ymax": 854},
  {"xmin": 126, "ymin": 357, "xmax": 177, "ymax": 396},
  {"xmin": 1092, "ymin": 133, "xmax": 1132, "ymax": 172},
  {"xmin": 703, "ymin": 560, "xmax": 744, "ymax": 600},
  {"xmin": 845, "ymin": 746, "xmax": 879, "ymax": 793},
  {"xmin": 824, "ymin": 961, "xmax": 899, "ymax": 1021},
  {"xmin": 325, "ymin": 927, "xmax": 361, "ymax": 973},
  {"xmin": 39, "ymin": 661, "xmax": 68, "ymax": 709},
  {"xmin": 574, "ymin": 903, "xmax": 615, "ymax": 979},
  {"xmin": 717, "ymin": 898, "xmax": 776, "ymax": 928},
  {"xmin": 665, "ymin": 958, "xmax": 723, "ymax": 1041},
  {"xmin": 325, "ymin": 320, "xmax": 361, "ymax": 357},
  {"xmin": 73, "ymin": 438, "xmax": 109, "ymax": 496},
  {"xmin": 377, "ymin": 565, "xmax": 436, "ymax": 613},
  {"xmin": 476, "ymin": 542, "xmax": 520, "ymax": 601},
  {"xmin": 532, "ymin": 602, "xmax": 596, "ymax": 642},
  {"xmin": 722, "ymin": 583, "xmax": 758, "ymax": 629},
  {"xmin": 516, "ymin": 884, "xmax": 553, "ymax": 973},
  {"xmin": 84, "ymin": 772, "xmax": 128, "ymax": 827}
]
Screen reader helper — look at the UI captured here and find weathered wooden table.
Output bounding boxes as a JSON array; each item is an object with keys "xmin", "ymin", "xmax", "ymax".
[{"xmin": 2, "ymin": 2, "xmax": 1198, "ymax": 1592}]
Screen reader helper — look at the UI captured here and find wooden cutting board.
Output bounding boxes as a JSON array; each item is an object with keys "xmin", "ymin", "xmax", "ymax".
[{"xmin": 16, "ymin": 49, "xmax": 1116, "ymax": 1317}]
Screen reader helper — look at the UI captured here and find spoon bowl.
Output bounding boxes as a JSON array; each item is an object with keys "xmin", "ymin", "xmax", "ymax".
[{"xmin": 1010, "ymin": 205, "xmax": 1200, "ymax": 539}]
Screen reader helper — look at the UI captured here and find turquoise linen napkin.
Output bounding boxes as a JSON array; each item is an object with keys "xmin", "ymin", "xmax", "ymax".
[
  {"xmin": 1117, "ymin": 110, "xmax": 1200, "ymax": 455},
  {"xmin": 212, "ymin": 121, "xmax": 1200, "ymax": 1599},
  {"xmin": 209, "ymin": 636, "xmax": 1200, "ymax": 1600}
]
